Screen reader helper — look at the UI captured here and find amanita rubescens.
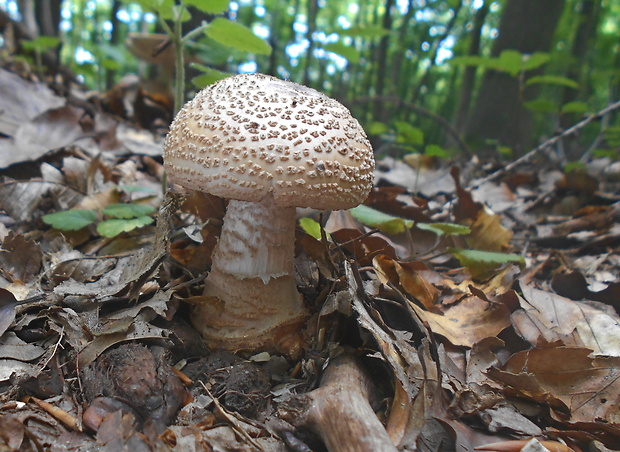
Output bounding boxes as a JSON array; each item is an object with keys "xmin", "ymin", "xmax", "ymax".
[{"xmin": 164, "ymin": 73, "xmax": 374, "ymax": 355}]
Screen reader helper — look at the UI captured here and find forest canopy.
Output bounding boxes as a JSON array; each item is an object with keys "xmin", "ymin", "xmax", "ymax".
[
  {"xmin": 0, "ymin": 0, "xmax": 620, "ymax": 163},
  {"xmin": 1, "ymin": 0, "xmax": 619, "ymax": 160}
]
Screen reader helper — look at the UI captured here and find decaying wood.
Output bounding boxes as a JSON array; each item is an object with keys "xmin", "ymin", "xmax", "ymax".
[{"xmin": 279, "ymin": 353, "xmax": 397, "ymax": 452}]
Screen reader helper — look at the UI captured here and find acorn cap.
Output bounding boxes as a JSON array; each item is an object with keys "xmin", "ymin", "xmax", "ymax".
[{"xmin": 163, "ymin": 73, "xmax": 374, "ymax": 210}]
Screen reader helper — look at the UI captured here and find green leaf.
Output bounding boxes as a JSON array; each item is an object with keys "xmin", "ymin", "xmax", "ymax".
[
  {"xmin": 561, "ymin": 101, "xmax": 589, "ymax": 114},
  {"xmin": 494, "ymin": 50, "xmax": 524, "ymax": 77},
  {"xmin": 42, "ymin": 210, "xmax": 97, "ymax": 231},
  {"xmin": 368, "ymin": 121, "xmax": 389, "ymax": 136},
  {"xmin": 448, "ymin": 248, "xmax": 525, "ymax": 278},
  {"xmin": 205, "ymin": 18, "xmax": 272, "ymax": 55},
  {"xmin": 563, "ymin": 161, "xmax": 586, "ymax": 172},
  {"xmin": 521, "ymin": 52, "xmax": 550, "ymax": 71},
  {"xmin": 424, "ymin": 144, "xmax": 451, "ymax": 159},
  {"xmin": 525, "ymin": 75, "xmax": 579, "ymax": 89},
  {"xmin": 321, "ymin": 42, "xmax": 360, "ymax": 63},
  {"xmin": 102, "ymin": 203, "xmax": 156, "ymax": 219},
  {"xmin": 21, "ymin": 36, "xmax": 61, "ymax": 52},
  {"xmin": 299, "ymin": 217, "xmax": 323, "ymax": 240},
  {"xmin": 349, "ymin": 205, "xmax": 414, "ymax": 235},
  {"xmin": 523, "ymin": 98, "xmax": 558, "ymax": 113},
  {"xmin": 183, "ymin": 0, "xmax": 229, "ymax": 14},
  {"xmin": 451, "ymin": 51, "xmax": 549, "ymax": 77},
  {"xmin": 118, "ymin": 184, "xmax": 158, "ymax": 194},
  {"xmin": 336, "ymin": 25, "xmax": 391, "ymax": 39},
  {"xmin": 97, "ymin": 216, "xmax": 155, "ymax": 237},
  {"xmin": 190, "ymin": 64, "xmax": 233, "ymax": 88},
  {"xmin": 394, "ymin": 121, "xmax": 424, "ymax": 146},
  {"xmin": 417, "ymin": 222, "xmax": 470, "ymax": 237},
  {"xmin": 123, "ymin": 0, "xmax": 181, "ymax": 20},
  {"xmin": 449, "ymin": 55, "xmax": 490, "ymax": 69}
]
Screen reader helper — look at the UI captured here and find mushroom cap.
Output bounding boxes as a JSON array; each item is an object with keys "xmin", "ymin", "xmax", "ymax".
[{"xmin": 163, "ymin": 73, "xmax": 375, "ymax": 210}]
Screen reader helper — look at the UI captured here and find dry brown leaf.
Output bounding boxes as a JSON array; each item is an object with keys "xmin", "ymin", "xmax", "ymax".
[
  {"xmin": 0, "ymin": 232, "xmax": 42, "ymax": 284},
  {"xmin": 409, "ymin": 295, "xmax": 512, "ymax": 348},
  {"xmin": 452, "ymin": 167, "xmax": 513, "ymax": 251},
  {"xmin": 487, "ymin": 346, "xmax": 620, "ymax": 425},
  {"xmin": 513, "ymin": 283, "xmax": 620, "ymax": 356}
]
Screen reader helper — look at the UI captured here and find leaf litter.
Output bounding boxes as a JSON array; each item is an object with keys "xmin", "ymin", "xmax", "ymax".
[{"xmin": 0, "ymin": 67, "xmax": 618, "ymax": 452}]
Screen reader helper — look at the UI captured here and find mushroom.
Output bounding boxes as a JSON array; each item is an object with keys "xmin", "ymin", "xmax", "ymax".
[{"xmin": 163, "ymin": 73, "xmax": 374, "ymax": 355}]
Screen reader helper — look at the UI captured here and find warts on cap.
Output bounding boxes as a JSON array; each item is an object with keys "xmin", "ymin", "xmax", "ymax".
[{"xmin": 163, "ymin": 72, "xmax": 375, "ymax": 210}]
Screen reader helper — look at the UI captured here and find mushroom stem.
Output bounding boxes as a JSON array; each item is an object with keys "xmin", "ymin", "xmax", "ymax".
[
  {"xmin": 193, "ymin": 194, "xmax": 307, "ymax": 355},
  {"xmin": 211, "ymin": 194, "xmax": 296, "ymax": 282}
]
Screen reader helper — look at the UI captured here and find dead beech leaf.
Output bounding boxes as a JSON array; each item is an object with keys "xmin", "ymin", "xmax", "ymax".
[
  {"xmin": 487, "ymin": 347, "xmax": 620, "ymax": 425},
  {"xmin": 0, "ymin": 232, "xmax": 42, "ymax": 284},
  {"xmin": 452, "ymin": 167, "xmax": 512, "ymax": 251},
  {"xmin": 0, "ymin": 105, "xmax": 85, "ymax": 166},
  {"xmin": 409, "ymin": 296, "xmax": 512, "ymax": 348},
  {"xmin": 0, "ymin": 67, "xmax": 65, "ymax": 140},
  {"xmin": 514, "ymin": 283, "xmax": 620, "ymax": 357},
  {"xmin": 464, "ymin": 205, "xmax": 513, "ymax": 252},
  {"xmin": 0, "ymin": 415, "xmax": 25, "ymax": 450},
  {"xmin": 395, "ymin": 261, "xmax": 440, "ymax": 310},
  {"xmin": 372, "ymin": 255, "xmax": 439, "ymax": 310}
]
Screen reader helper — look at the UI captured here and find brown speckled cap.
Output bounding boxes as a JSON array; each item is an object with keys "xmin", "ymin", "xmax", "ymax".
[{"xmin": 163, "ymin": 73, "xmax": 375, "ymax": 210}]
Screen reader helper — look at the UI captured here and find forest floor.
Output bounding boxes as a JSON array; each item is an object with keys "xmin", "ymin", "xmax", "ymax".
[{"xmin": 0, "ymin": 66, "xmax": 619, "ymax": 452}]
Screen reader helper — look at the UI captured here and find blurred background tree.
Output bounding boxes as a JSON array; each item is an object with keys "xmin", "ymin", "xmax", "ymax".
[{"xmin": 0, "ymin": 0, "xmax": 618, "ymax": 160}]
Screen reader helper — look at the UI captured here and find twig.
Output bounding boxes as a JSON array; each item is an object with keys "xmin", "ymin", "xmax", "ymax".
[{"xmin": 473, "ymin": 99, "xmax": 620, "ymax": 188}]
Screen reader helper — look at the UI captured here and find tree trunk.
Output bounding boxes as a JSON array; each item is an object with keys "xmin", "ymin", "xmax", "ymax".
[
  {"xmin": 302, "ymin": 0, "xmax": 319, "ymax": 87},
  {"xmin": 465, "ymin": 0, "xmax": 566, "ymax": 156},
  {"xmin": 373, "ymin": 0, "xmax": 395, "ymax": 122},
  {"xmin": 106, "ymin": 0, "xmax": 122, "ymax": 90},
  {"xmin": 453, "ymin": 1, "xmax": 489, "ymax": 133}
]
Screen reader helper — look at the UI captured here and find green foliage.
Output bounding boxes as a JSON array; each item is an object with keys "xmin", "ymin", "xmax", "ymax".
[
  {"xmin": 561, "ymin": 101, "xmax": 590, "ymax": 115},
  {"xmin": 525, "ymin": 75, "xmax": 579, "ymax": 89},
  {"xmin": 604, "ymin": 126, "xmax": 620, "ymax": 149},
  {"xmin": 42, "ymin": 210, "xmax": 98, "ymax": 231},
  {"xmin": 191, "ymin": 64, "xmax": 234, "ymax": 89},
  {"xmin": 97, "ymin": 216, "xmax": 154, "ymax": 237},
  {"xmin": 451, "ymin": 50, "xmax": 551, "ymax": 77},
  {"xmin": 563, "ymin": 161, "xmax": 587, "ymax": 172},
  {"xmin": 349, "ymin": 205, "xmax": 414, "ymax": 235},
  {"xmin": 417, "ymin": 223, "xmax": 470, "ymax": 237},
  {"xmin": 394, "ymin": 122, "xmax": 424, "ymax": 147},
  {"xmin": 46, "ymin": 0, "xmax": 620, "ymax": 159},
  {"xmin": 183, "ymin": 0, "xmax": 230, "ymax": 14},
  {"xmin": 523, "ymin": 98, "xmax": 560, "ymax": 113},
  {"xmin": 20, "ymin": 36, "xmax": 61, "ymax": 53},
  {"xmin": 42, "ymin": 203, "xmax": 156, "ymax": 237},
  {"xmin": 368, "ymin": 122, "xmax": 390, "ymax": 136},
  {"xmin": 101, "ymin": 203, "xmax": 156, "ymax": 219},
  {"xmin": 299, "ymin": 217, "xmax": 323, "ymax": 240},
  {"xmin": 321, "ymin": 42, "xmax": 361, "ymax": 64},
  {"xmin": 336, "ymin": 25, "xmax": 391, "ymax": 40},
  {"xmin": 424, "ymin": 144, "xmax": 452, "ymax": 159},
  {"xmin": 448, "ymin": 248, "xmax": 525, "ymax": 278},
  {"xmin": 205, "ymin": 18, "xmax": 272, "ymax": 56}
]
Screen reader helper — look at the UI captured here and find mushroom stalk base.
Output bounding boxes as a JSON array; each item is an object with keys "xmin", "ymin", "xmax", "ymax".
[{"xmin": 193, "ymin": 195, "xmax": 307, "ymax": 356}]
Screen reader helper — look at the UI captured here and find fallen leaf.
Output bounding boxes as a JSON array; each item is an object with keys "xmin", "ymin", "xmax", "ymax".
[
  {"xmin": 487, "ymin": 346, "xmax": 620, "ymax": 425},
  {"xmin": 409, "ymin": 295, "xmax": 512, "ymax": 348}
]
